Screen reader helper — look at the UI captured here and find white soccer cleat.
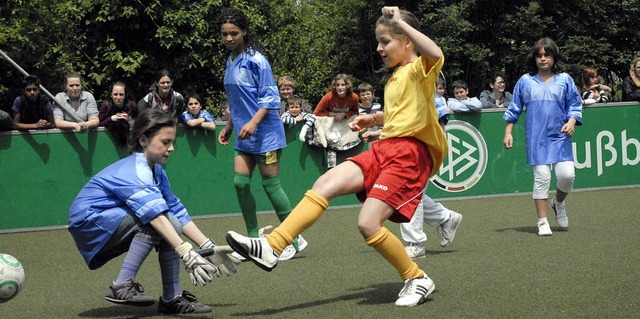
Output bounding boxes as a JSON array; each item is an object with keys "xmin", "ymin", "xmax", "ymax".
[
  {"xmin": 278, "ymin": 245, "xmax": 296, "ymax": 261},
  {"xmin": 439, "ymin": 210, "xmax": 463, "ymax": 247},
  {"xmin": 537, "ymin": 220, "xmax": 553, "ymax": 236},
  {"xmin": 552, "ymin": 198, "xmax": 569, "ymax": 229},
  {"xmin": 226, "ymin": 231, "xmax": 279, "ymax": 271},
  {"xmin": 395, "ymin": 274, "xmax": 435, "ymax": 307},
  {"xmin": 404, "ymin": 243, "xmax": 426, "ymax": 259},
  {"xmin": 296, "ymin": 234, "xmax": 308, "ymax": 252}
]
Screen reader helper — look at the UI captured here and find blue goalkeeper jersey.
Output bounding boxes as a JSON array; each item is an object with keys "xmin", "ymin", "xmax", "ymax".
[
  {"xmin": 68, "ymin": 152, "xmax": 191, "ymax": 269},
  {"xmin": 224, "ymin": 49, "xmax": 286, "ymax": 154},
  {"xmin": 503, "ymin": 72, "xmax": 582, "ymax": 165}
]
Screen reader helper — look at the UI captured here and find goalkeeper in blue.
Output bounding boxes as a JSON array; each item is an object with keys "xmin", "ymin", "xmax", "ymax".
[{"xmin": 68, "ymin": 109, "xmax": 239, "ymax": 314}]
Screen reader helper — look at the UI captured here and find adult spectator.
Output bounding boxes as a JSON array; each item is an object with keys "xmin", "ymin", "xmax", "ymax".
[
  {"xmin": 54, "ymin": 72, "xmax": 99, "ymax": 133},
  {"xmin": 12, "ymin": 75, "xmax": 55, "ymax": 130},
  {"xmin": 479, "ymin": 72, "xmax": 512, "ymax": 109},
  {"xmin": 622, "ymin": 57, "xmax": 640, "ymax": 101}
]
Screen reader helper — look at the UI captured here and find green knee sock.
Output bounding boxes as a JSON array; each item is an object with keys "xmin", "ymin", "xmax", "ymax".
[
  {"xmin": 262, "ymin": 176, "xmax": 298, "ymax": 250},
  {"xmin": 234, "ymin": 173, "xmax": 258, "ymax": 237}
]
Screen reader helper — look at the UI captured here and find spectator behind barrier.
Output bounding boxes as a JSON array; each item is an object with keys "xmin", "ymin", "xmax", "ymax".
[
  {"xmin": 277, "ymin": 75, "xmax": 312, "ymax": 114},
  {"xmin": 313, "ymin": 73, "xmax": 359, "ymax": 121},
  {"xmin": 54, "ymin": 72, "xmax": 99, "ymax": 133},
  {"xmin": 137, "ymin": 69, "xmax": 185, "ymax": 123},
  {"xmin": 580, "ymin": 67, "xmax": 613, "ymax": 104},
  {"xmin": 622, "ymin": 56, "xmax": 640, "ymax": 101},
  {"xmin": 99, "ymin": 81, "xmax": 136, "ymax": 146},
  {"xmin": 12, "ymin": 75, "xmax": 54, "ymax": 130},
  {"xmin": 180, "ymin": 93, "xmax": 216, "ymax": 131},
  {"xmin": 448, "ymin": 79, "xmax": 482, "ymax": 113},
  {"xmin": 479, "ymin": 72, "xmax": 512, "ymax": 109}
]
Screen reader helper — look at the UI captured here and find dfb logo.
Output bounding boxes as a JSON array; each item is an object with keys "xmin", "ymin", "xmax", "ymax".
[{"xmin": 431, "ymin": 120, "xmax": 488, "ymax": 192}]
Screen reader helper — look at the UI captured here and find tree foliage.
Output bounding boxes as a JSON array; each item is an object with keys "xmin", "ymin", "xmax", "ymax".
[{"xmin": 1, "ymin": 0, "xmax": 639, "ymax": 114}]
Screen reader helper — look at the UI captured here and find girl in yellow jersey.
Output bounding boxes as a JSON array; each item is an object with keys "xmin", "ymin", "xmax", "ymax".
[{"xmin": 226, "ymin": 6, "xmax": 447, "ymax": 307}]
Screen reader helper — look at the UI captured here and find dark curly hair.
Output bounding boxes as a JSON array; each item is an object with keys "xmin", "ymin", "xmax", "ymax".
[{"xmin": 216, "ymin": 7, "xmax": 263, "ymax": 54}]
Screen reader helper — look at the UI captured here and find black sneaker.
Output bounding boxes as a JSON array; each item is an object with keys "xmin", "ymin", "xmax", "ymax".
[
  {"xmin": 104, "ymin": 279, "xmax": 156, "ymax": 306},
  {"xmin": 158, "ymin": 290, "xmax": 212, "ymax": 314}
]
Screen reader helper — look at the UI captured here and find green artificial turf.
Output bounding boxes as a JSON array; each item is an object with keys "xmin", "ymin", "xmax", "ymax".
[{"xmin": 1, "ymin": 187, "xmax": 639, "ymax": 318}]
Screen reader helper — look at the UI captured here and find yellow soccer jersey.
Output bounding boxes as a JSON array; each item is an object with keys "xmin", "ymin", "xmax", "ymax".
[{"xmin": 379, "ymin": 55, "xmax": 447, "ymax": 177}]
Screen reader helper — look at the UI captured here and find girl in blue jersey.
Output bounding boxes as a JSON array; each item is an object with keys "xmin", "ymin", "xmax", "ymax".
[
  {"xmin": 503, "ymin": 37, "xmax": 582, "ymax": 236},
  {"xmin": 216, "ymin": 8, "xmax": 306, "ymax": 260},
  {"xmin": 68, "ymin": 109, "xmax": 238, "ymax": 314}
]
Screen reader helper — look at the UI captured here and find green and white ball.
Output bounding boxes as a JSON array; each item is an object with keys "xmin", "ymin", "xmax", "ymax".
[{"xmin": 0, "ymin": 253, "xmax": 25, "ymax": 302}]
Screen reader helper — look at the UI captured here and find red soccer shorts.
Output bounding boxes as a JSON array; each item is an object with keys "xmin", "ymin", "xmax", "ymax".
[{"xmin": 349, "ymin": 137, "xmax": 432, "ymax": 223}]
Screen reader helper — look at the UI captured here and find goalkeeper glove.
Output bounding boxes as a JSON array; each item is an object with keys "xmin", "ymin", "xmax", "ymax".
[
  {"xmin": 175, "ymin": 242, "xmax": 219, "ymax": 286},
  {"xmin": 199, "ymin": 238, "xmax": 241, "ymax": 277}
]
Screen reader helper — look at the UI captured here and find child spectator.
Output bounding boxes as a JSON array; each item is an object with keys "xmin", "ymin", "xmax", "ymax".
[
  {"xmin": 581, "ymin": 67, "xmax": 613, "ymax": 104},
  {"xmin": 447, "ymin": 80, "xmax": 482, "ymax": 112},
  {"xmin": 313, "ymin": 74, "xmax": 359, "ymax": 121},
  {"xmin": 357, "ymin": 82, "xmax": 382, "ymax": 115},
  {"xmin": 12, "ymin": 75, "xmax": 55, "ymax": 130},
  {"xmin": 54, "ymin": 72, "xmax": 99, "ymax": 133},
  {"xmin": 281, "ymin": 95, "xmax": 316, "ymax": 142},
  {"xmin": 277, "ymin": 76, "xmax": 312, "ymax": 114},
  {"xmin": 436, "ymin": 77, "xmax": 449, "ymax": 113},
  {"xmin": 99, "ymin": 81, "xmax": 136, "ymax": 146},
  {"xmin": 357, "ymin": 82, "xmax": 383, "ymax": 140},
  {"xmin": 181, "ymin": 93, "xmax": 216, "ymax": 131},
  {"xmin": 219, "ymin": 100, "xmax": 230, "ymax": 122},
  {"xmin": 138, "ymin": 69, "xmax": 185, "ymax": 123},
  {"xmin": 479, "ymin": 72, "xmax": 512, "ymax": 108}
]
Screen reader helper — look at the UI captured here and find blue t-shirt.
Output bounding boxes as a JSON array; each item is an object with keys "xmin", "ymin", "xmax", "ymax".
[
  {"xmin": 224, "ymin": 50, "xmax": 286, "ymax": 154},
  {"xmin": 181, "ymin": 110, "xmax": 215, "ymax": 124},
  {"xmin": 503, "ymin": 73, "xmax": 582, "ymax": 165},
  {"xmin": 68, "ymin": 152, "xmax": 191, "ymax": 269}
]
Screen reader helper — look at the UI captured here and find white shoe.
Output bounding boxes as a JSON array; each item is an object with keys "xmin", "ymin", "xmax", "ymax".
[
  {"xmin": 552, "ymin": 198, "xmax": 569, "ymax": 229},
  {"xmin": 439, "ymin": 210, "xmax": 462, "ymax": 247},
  {"xmin": 296, "ymin": 235, "xmax": 308, "ymax": 252},
  {"xmin": 537, "ymin": 220, "xmax": 552, "ymax": 236},
  {"xmin": 395, "ymin": 274, "xmax": 435, "ymax": 307},
  {"xmin": 404, "ymin": 243, "xmax": 426, "ymax": 259},
  {"xmin": 226, "ymin": 231, "xmax": 279, "ymax": 271},
  {"xmin": 278, "ymin": 245, "xmax": 296, "ymax": 261}
]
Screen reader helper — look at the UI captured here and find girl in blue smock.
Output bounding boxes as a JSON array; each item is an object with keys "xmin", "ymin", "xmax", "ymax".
[
  {"xmin": 68, "ymin": 109, "xmax": 238, "ymax": 314},
  {"xmin": 216, "ymin": 8, "xmax": 306, "ymax": 261},
  {"xmin": 503, "ymin": 37, "xmax": 582, "ymax": 236}
]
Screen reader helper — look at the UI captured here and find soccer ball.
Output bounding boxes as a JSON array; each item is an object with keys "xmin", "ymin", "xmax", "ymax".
[{"xmin": 0, "ymin": 253, "xmax": 25, "ymax": 302}]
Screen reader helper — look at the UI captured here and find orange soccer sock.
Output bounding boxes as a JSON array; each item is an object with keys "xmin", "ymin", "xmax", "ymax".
[
  {"xmin": 365, "ymin": 226, "xmax": 424, "ymax": 280},
  {"xmin": 266, "ymin": 189, "xmax": 328, "ymax": 253}
]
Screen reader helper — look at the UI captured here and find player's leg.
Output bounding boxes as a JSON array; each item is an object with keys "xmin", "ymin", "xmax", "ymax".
[
  {"xmin": 421, "ymin": 195, "xmax": 463, "ymax": 248},
  {"xmin": 256, "ymin": 151, "xmax": 302, "ymax": 259},
  {"xmin": 552, "ymin": 161, "xmax": 575, "ymax": 229},
  {"xmin": 532, "ymin": 164, "xmax": 552, "ymax": 236},
  {"xmin": 157, "ymin": 214, "xmax": 211, "ymax": 314},
  {"xmin": 360, "ymin": 138, "xmax": 435, "ymax": 307},
  {"xmin": 102, "ymin": 212, "xmax": 156, "ymax": 306},
  {"xmin": 400, "ymin": 196, "xmax": 427, "ymax": 258},
  {"xmin": 359, "ymin": 199, "xmax": 434, "ymax": 307},
  {"xmin": 233, "ymin": 153, "xmax": 259, "ymax": 237},
  {"xmin": 226, "ymin": 160, "xmax": 364, "ymax": 271}
]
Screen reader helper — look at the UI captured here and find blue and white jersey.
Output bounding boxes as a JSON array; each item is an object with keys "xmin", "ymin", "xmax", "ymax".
[
  {"xmin": 503, "ymin": 73, "xmax": 582, "ymax": 165},
  {"xmin": 68, "ymin": 152, "xmax": 191, "ymax": 269},
  {"xmin": 224, "ymin": 50, "xmax": 286, "ymax": 154}
]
